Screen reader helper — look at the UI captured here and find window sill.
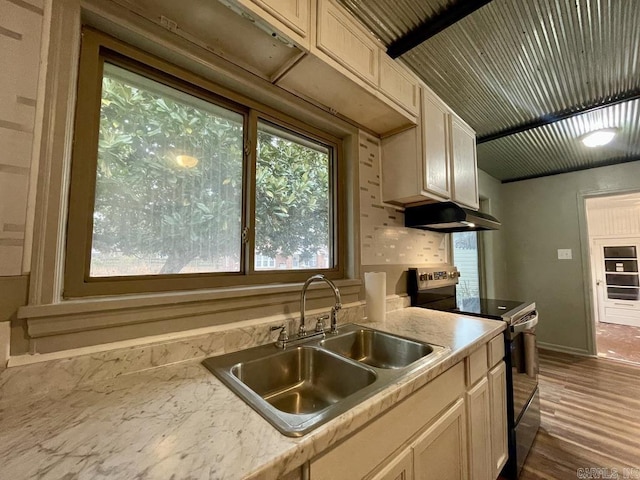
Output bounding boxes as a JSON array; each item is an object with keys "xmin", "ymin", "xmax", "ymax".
[{"xmin": 18, "ymin": 279, "xmax": 363, "ymax": 353}]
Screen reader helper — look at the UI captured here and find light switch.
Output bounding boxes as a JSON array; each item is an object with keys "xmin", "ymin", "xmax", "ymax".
[{"xmin": 557, "ymin": 249, "xmax": 572, "ymax": 260}]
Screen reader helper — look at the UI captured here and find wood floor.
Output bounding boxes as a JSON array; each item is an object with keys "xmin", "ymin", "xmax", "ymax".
[
  {"xmin": 596, "ymin": 321, "xmax": 640, "ymax": 364},
  {"xmin": 519, "ymin": 350, "xmax": 640, "ymax": 479}
]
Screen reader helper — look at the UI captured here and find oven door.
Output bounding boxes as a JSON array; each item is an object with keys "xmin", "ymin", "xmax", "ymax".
[{"xmin": 509, "ymin": 312, "xmax": 538, "ymax": 422}]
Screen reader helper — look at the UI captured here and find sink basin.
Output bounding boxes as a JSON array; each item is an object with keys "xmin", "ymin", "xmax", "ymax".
[
  {"xmin": 202, "ymin": 323, "xmax": 449, "ymax": 436},
  {"xmin": 320, "ymin": 328, "xmax": 434, "ymax": 369},
  {"xmin": 231, "ymin": 346, "xmax": 376, "ymax": 415}
]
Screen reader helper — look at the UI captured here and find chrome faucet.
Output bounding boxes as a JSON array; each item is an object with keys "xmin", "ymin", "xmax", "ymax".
[{"xmin": 300, "ymin": 274, "xmax": 342, "ymax": 335}]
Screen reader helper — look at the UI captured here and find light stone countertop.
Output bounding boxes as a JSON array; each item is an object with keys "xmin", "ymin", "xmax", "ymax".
[{"xmin": 0, "ymin": 307, "xmax": 505, "ymax": 480}]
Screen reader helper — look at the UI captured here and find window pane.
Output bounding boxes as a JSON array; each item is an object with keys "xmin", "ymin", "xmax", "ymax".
[
  {"xmin": 91, "ymin": 64, "xmax": 244, "ymax": 277},
  {"xmin": 453, "ymin": 231, "xmax": 480, "ymax": 302},
  {"xmin": 255, "ymin": 122, "xmax": 331, "ymax": 271}
]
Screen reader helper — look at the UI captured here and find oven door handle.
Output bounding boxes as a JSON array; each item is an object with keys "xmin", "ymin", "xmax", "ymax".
[{"xmin": 511, "ymin": 313, "xmax": 538, "ymax": 334}]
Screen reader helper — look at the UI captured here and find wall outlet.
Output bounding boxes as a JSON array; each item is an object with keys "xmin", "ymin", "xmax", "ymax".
[{"xmin": 557, "ymin": 248, "xmax": 572, "ymax": 260}]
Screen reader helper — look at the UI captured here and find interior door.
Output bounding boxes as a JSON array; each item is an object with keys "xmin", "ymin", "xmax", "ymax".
[{"xmin": 593, "ymin": 238, "xmax": 640, "ymax": 326}]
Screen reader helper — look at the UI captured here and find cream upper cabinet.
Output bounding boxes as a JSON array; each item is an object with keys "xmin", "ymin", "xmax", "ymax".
[
  {"xmin": 379, "ymin": 54, "xmax": 420, "ymax": 117},
  {"xmin": 413, "ymin": 399, "xmax": 468, "ymax": 480},
  {"xmin": 227, "ymin": 0, "xmax": 312, "ymax": 48},
  {"xmin": 451, "ymin": 116, "xmax": 479, "ymax": 209},
  {"xmin": 316, "ymin": 0, "xmax": 379, "ymax": 86},
  {"xmin": 466, "ymin": 377, "xmax": 492, "ymax": 480},
  {"xmin": 422, "ymin": 89, "xmax": 451, "ymax": 199},
  {"xmin": 488, "ymin": 361, "xmax": 509, "ymax": 478},
  {"xmin": 381, "ymin": 86, "xmax": 479, "ymax": 208},
  {"xmin": 252, "ymin": 0, "xmax": 310, "ymax": 38}
]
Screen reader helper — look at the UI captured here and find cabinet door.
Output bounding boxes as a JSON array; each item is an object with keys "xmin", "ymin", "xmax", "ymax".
[
  {"xmin": 466, "ymin": 377, "xmax": 491, "ymax": 480},
  {"xmin": 316, "ymin": 0, "xmax": 379, "ymax": 86},
  {"xmin": 369, "ymin": 447, "xmax": 413, "ymax": 480},
  {"xmin": 251, "ymin": 0, "xmax": 310, "ymax": 38},
  {"xmin": 421, "ymin": 91, "xmax": 450, "ymax": 199},
  {"xmin": 413, "ymin": 398, "xmax": 468, "ymax": 480},
  {"xmin": 450, "ymin": 117, "xmax": 479, "ymax": 209},
  {"xmin": 379, "ymin": 54, "xmax": 420, "ymax": 116},
  {"xmin": 488, "ymin": 362, "xmax": 508, "ymax": 478}
]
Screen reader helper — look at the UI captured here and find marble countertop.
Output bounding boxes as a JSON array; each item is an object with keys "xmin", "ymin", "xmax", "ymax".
[{"xmin": 0, "ymin": 307, "xmax": 504, "ymax": 480}]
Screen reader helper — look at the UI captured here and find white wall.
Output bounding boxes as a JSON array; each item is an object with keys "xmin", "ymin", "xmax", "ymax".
[{"xmin": 501, "ymin": 161, "xmax": 640, "ymax": 354}]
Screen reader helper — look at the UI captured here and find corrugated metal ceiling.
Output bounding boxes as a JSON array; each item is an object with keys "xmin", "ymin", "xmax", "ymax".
[
  {"xmin": 478, "ymin": 99, "xmax": 640, "ymax": 181},
  {"xmin": 337, "ymin": 0, "xmax": 640, "ymax": 182}
]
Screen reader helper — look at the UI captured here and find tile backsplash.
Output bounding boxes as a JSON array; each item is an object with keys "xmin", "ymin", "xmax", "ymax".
[
  {"xmin": 359, "ymin": 132, "xmax": 448, "ymax": 266},
  {"xmin": 0, "ymin": 0, "xmax": 44, "ymax": 276}
]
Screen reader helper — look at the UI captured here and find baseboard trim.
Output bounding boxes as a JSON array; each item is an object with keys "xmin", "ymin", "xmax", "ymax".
[{"xmin": 538, "ymin": 342, "xmax": 594, "ymax": 357}]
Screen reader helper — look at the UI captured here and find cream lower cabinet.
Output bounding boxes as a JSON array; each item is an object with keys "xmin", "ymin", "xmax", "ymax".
[
  {"xmin": 488, "ymin": 361, "xmax": 508, "ymax": 478},
  {"xmin": 309, "ymin": 340, "xmax": 507, "ymax": 480},
  {"xmin": 310, "ymin": 363, "xmax": 466, "ymax": 480},
  {"xmin": 369, "ymin": 446, "xmax": 413, "ymax": 480},
  {"xmin": 413, "ymin": 398, "xmax": 468, "ymax": 480},
  {"xmin": 370, "ymin": 399, "xmax": 468, "ymax": 480},
  {"xmin": 466, "ymin": 377, "xmax": 492, "ymax": 480}
]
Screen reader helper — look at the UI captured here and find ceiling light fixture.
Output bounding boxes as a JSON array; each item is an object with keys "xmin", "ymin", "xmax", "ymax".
[{"xmin": 581, "ymin": 129, "xmax": 616, "ymax": 148}]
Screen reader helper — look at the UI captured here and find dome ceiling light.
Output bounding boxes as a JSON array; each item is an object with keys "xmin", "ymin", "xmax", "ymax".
[{"xmin": 581, "ymin": 129, "xmax": 617, "ymax": 148}]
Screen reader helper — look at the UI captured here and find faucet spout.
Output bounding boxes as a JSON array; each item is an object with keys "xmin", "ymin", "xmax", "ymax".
[{"xmin": 299, "ymin": 274, "xmax": 342, "ymax": 336}]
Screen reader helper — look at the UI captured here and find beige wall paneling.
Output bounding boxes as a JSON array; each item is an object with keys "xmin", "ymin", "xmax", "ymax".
[
  {"xmin": 0, "ymin": 0, "xmax": 45, "ymax": 276},
  {"xmin": 450, "ymin": 116, "xmax": 479, "ymax": 210},
  {"xmin": 501, "ymin": 161, "xmax": 640, "ymax": 355}
]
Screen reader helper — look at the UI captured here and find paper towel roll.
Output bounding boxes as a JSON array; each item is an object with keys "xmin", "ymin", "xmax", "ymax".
[{"xmin": 365, "ymin": 272, "xmax": 386, "ymax": 323}]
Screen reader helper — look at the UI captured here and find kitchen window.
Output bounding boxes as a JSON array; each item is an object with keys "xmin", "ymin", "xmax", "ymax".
[
  {"xmin": 64, "ymin": 30, "xmax": 342, "ymax": 297},
  {"xmin": 452, "ymin": 231, "xmax": 481, "ymax": 302}
]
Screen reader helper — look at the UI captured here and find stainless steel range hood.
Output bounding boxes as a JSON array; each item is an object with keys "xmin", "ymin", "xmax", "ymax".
[{"xmin": 404, "ymin": 202, "xmax": 501, "ymax": 232}]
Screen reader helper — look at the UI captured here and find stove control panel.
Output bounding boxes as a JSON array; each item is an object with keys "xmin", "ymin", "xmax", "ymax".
[{"xmin": 410, "ymin": 265, "xmax": 460, "ymax": 291}]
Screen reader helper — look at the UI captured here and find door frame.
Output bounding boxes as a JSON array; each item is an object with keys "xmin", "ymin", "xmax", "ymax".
[{"xmin": 579, "ymin": 187, "xmax": 640, "ymax": 356}]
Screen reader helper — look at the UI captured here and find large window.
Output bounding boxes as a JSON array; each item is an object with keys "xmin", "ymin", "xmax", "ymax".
[{"xmin": 65, "ymin": 31, "xmax": 342, "ymax": 297}]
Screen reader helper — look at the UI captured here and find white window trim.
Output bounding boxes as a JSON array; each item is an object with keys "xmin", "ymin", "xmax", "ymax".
[{"xmin": 23, "ymin": 0, "xmax": 361, "ymax": 354}]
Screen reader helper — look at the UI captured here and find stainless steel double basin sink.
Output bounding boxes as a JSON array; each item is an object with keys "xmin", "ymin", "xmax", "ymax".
[{"xmin": 202, "ymin": 323, "xmax": 449, "ymax": 436}]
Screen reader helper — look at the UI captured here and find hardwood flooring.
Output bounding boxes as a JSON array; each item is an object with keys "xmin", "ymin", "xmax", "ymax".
[
  {"xmin": 596, "ymin": 321, "xmax": 640, "ymax": 365},
  {"xmin": 519, "ymin": 350, "xmax": 640, "ymax": 479}
]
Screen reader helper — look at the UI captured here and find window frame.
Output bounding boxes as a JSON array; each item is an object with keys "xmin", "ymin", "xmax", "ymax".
[{"xmin": 64, "ymin": 29, "xmax": 344, "ymax": 297}]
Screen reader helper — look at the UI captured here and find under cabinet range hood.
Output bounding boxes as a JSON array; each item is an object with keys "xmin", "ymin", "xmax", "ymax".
[{"xmin": 404, "ymin": 202, "xmax": 501, "ymax": 232}]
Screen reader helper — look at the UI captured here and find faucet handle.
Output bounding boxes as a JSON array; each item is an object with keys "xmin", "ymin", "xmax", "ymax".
[
  {"xmin": 315, "ymin": 315, "xmax": 329, "ymax": 333},
  {"xmin": 270, "ymin": 324, "xmax": 289, "ymax": 343}
]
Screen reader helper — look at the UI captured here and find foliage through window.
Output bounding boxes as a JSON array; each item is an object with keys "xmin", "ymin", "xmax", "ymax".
[
  {"xmin": 255, "ymin": 122, "xmax": 331, "ymax": 270},
  {"xmin": 92, "ymin": 64, "xmax": 244, "ymax": 277},
  {"xmin": 65, "ymin": 38, "xmax": 341, "ymax": 296}
]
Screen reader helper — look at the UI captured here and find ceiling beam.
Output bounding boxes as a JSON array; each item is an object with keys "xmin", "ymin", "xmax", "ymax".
[
  {"xmin": 387, "ymin": 0, "xmax": 494, "ymax": 59},
  {"xmin": 477, "ymin": 90, "xmax": 640, "ymax": 144},
  {"xmin": 501, "ymin": 155, "xmax": 640, "ymax": 184}
]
